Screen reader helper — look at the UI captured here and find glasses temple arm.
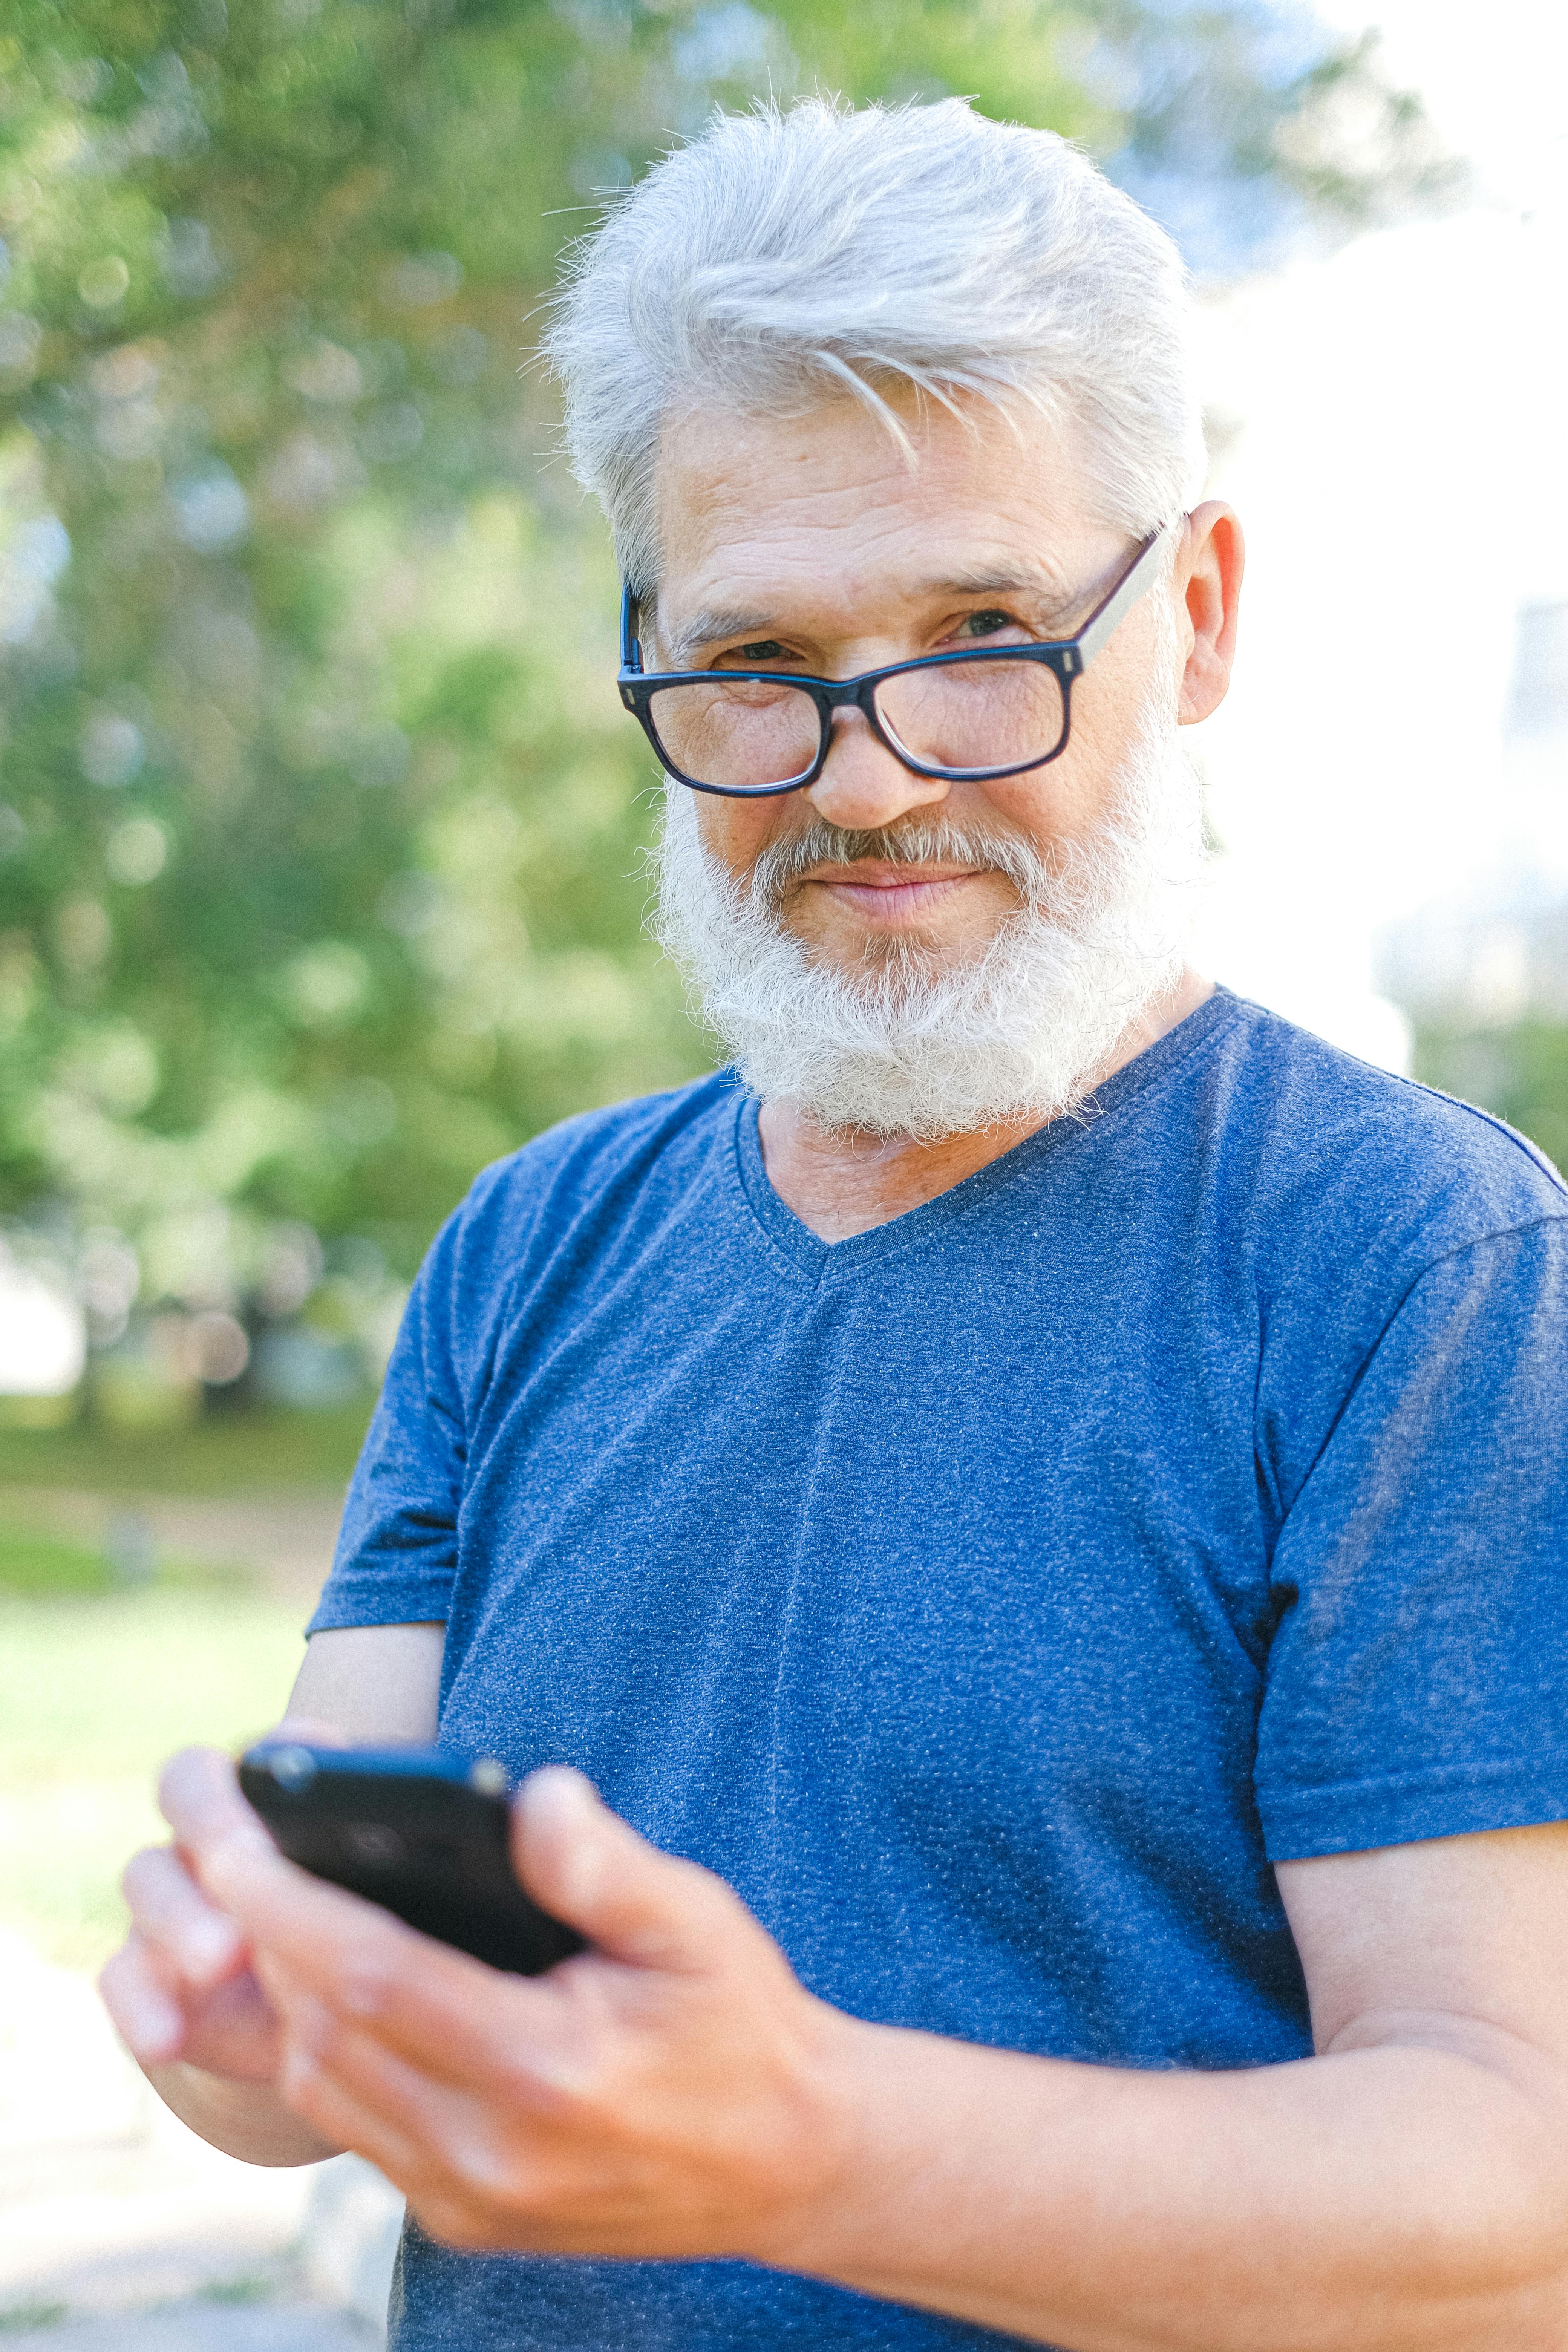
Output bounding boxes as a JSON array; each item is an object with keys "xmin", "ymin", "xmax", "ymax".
[
  {"xmin": 1074, "ymin": 520, "xmax": 1176, "ymax": 667},
  {"xmin": 620, "ymin": 584, "xmax": 642, "ymax": 674}
]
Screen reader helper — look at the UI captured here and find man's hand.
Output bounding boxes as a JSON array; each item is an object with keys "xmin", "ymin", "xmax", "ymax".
[
  {"xmin": 101, "ymin": 1718, "xmax": 360, "ymax": 2084},
  {"xmin": 101, "ymin": 1834, "xmax": 280, "ymax": 2083},
  {"xmin": 98, "ymin": 1724, "xmax": 349, "ymax": 2166},
  {"xmin": 181, "ymin": 1752, "xmax": 855, "ymax": 2260},
  {"xmin": 107, "ymin": 1737, "xmax": 1568, "ymax": 2350},
  {"xmin": 98, "ymin": 1622, "xmax": 445, "ymax": 2170}
]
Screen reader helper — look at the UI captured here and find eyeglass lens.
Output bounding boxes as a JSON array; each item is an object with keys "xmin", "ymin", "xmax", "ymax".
[
  {"xmin": 649, "ymin": 676, "xmax": 821, "ymax": 791},
  {"xmin": 647, "ymin": 658, "xmax": 1067, "ymax": 791}
]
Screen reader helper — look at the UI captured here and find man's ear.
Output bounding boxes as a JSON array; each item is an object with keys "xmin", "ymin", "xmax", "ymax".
[{"xmin": 1176, "ymin": 501, "xmax": 1244, "ymax": 726}]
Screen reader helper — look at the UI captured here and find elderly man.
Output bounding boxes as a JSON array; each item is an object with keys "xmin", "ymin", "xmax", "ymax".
[{"xmin": 101, "ymin": 97, "xmax": 1568, "ymax": 2352}]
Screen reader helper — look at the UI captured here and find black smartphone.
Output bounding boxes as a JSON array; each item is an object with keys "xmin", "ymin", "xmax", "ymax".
[{"xmin": 238, "ymin": 1741, "xmax": 585, "ymax": 1976}]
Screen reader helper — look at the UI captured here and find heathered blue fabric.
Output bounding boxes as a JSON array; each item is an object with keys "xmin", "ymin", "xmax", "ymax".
[{"xmin": 312, "ymin": 987, "xmax": 1568, "ymax": 2352}]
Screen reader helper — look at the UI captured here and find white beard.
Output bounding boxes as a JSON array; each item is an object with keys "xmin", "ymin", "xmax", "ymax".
[{"xmin": 651, "ymin": 696, "xmax": 1207, "ymax": 1143}]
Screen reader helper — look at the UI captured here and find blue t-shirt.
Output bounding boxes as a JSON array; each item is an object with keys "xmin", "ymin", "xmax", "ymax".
[{"xmin": 312, "ymin": 987, "xmax": 1568, "ymax": 2352}]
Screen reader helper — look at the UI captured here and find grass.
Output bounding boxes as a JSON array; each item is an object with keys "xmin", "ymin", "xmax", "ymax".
[
  {"xmin": 0, "ymin": 1401, "xmax": 373, "ymax": 1971},
  {"xmin": 0, "ymin": 1400, "xmax": 374, "ymax": 1500},
  {"xmin": 0, "ymin": 1514, "xmax": 254, "ymax": 1599},
  {"xmin": 0, "ymin": 1588, "xmax": 311, "ymax": 1970},
  {"xmin": 0, "ymin": 1523, "xmax": 115, "ymax": 1597}
]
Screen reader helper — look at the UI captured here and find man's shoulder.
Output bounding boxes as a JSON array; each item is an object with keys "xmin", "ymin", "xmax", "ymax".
[
  {"xmin": 438, "ymin": 1068, "xmax": 741, "ymax": 1263},
  {"xmin": 1208, "ymin": 992, "xmax": 1568, "ymax": 1264}
]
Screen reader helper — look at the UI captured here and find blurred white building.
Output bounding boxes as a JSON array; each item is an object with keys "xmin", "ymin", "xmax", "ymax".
[
  {"xmin": 0, "ymin": 1246, "xmax": 85, "ymax": 1398},
  {"xmin": 1376, "ymin": 599, "xmax": 1568, "ymax": 1026},
  {"xmin": 1190, "ymin": 0, "xmax": 1568, "ymax": 1072}
]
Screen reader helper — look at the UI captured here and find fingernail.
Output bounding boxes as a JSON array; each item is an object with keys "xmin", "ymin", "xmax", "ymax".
[
  {"xmin": 124, "ymin": 1995, "xmax": 182, "ymax": 2060},
  {"xmin": 527, "ymin": 1764, "xmax": 597, "ymax": 1822}
]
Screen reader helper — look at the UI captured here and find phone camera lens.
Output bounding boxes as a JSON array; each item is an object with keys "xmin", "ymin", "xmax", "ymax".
[
  {"xmin": 270, "ymin": 1746, "xmax": 318, "ymax": 1793},
  {"xmin": 346, "ymin": 1822, "xmax": 406, "ymax": 1867}
]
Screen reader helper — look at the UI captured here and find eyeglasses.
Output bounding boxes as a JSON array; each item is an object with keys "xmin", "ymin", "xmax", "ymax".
[{"xmin": 617, "ymin": 522, "xmax": 1172, "ymax": 799}]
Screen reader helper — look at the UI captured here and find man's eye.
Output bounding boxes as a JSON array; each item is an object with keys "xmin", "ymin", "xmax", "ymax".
[
  {"xmin": 728, "ymin": 640, "xmax": 787, "ymax": 663},
  {"xmin": 961, "ymin": 610, "xmax": 1016, "ymax": 640}
]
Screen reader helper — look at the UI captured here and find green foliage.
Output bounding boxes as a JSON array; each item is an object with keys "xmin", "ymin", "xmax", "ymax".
[
  {"xmin": 0, "ymin": 2303, "xmax": 68, "ymax": 2334},
  {"xmin": 1412, "ymin": 1021, "xmax": 1568, "ymax": 1178},
  {"xmin": 198, "ymin": 2278, "xmax": 279, "ymax": 2305},
  {"xmin": 0, "ymin": 0, "xmax": 1447, "ymax": 1339}
]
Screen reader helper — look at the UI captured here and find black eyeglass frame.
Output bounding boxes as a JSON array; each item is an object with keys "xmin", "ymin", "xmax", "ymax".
[{"xmin": 617, "ymin": 520, "xmax": 1174, "ymax": 798}]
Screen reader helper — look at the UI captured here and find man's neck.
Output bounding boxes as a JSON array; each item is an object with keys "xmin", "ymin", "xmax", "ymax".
[{"xmin": 756, "ymin": 968, "xmax": 1214, "ymax": 1242}]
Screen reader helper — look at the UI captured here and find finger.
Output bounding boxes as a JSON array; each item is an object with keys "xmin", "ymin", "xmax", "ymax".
[
  {"xmin": 269, "ymin": 1998, "xmax": 575, "ymax": 2257},
  {"xmin": 168, "ymin": 1722, "xmax": 354, "ymax": 1892},
  {"xmin": 99, "ymin": 1932, "xmax": 187, "ymax": 2063},
  {"xmin": 272, "ymin": 1991, "xmax": 455, "ymax": 2190},
  {"xmin": 122, "ymin": 1845, "xmax": 243, "ymax": 1985},
  {"xmin": 197, "ymin": 1807, "xmax": 376, "ymax": 1940},
  {"xmin": 247, "ymin": 1879, "xmax": 564, "ymax": 2092},
  {"xmin": 195, "ymin": 1839, "xmax": 509, "ymax": 2089},
  {"xmin": 513, "ymin": 1768, "xmax": 745, "ymax": 1970},
  {"xmin": 159, "ymin": 1745, "xmax": 276, "ymax": 1887},
  {"xmin": 273, "ymin": 1984, "xmax": 659, "ymax": 2263}
]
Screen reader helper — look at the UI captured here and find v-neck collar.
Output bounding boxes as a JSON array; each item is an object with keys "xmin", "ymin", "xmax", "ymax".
[{"xmin": 729, "ymin": 985, "xmax": 1243, "ymax": 1286}]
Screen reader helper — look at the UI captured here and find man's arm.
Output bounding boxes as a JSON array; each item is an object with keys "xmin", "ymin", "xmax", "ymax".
[
  {"xmin": 99, "ymin": 1622, "xmax": 445, "ymax": 2166},
  {"xmin": 788, "ymin": 1822, "xmax": 1568, "ymax": 2348},
  {"xmin": 282, "ymin": 1622, "xmax": 446, "ymax": 1743},
  {"xmin": 177, "ymin": 1758, "xmax": 1568, "ymax": 2349}
]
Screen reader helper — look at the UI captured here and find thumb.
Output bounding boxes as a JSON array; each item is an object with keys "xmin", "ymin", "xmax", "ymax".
[{"xmin": 512, "ymin": 1767, "xmax": 741, "ymax": 1971}]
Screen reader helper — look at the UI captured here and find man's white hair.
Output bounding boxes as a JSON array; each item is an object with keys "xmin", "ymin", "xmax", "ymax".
[{"xmin": 545, "ymin": 95, "xmax": 1205, "ymax": 594}]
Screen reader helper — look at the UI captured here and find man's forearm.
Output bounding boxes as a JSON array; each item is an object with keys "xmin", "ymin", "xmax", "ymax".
[
  {"xmin": 141, "ymin": 2059, "xmax": 342, "ymax": 2168},
  {"xmin": 772, "ymin": 2018, "xmax": 1568, "ymax": 2352}
]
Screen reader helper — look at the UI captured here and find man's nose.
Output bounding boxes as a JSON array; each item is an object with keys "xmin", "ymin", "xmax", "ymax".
[{"xmin": 804, "ymin": 709, "xmax": 949, "ymax": 832}]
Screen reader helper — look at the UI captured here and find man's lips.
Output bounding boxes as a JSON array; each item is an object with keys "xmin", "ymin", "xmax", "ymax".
[
  {"xmin": 801, "ymin": 861, "xmax": 989, "ymax": 919},
  {"xmin": 804, "ymin": 865, "xmax": 987, "ymax": 917}
]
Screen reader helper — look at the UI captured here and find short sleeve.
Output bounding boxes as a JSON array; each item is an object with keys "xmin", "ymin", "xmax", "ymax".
[
  {"xmin": 306, "ymin": 1214, "xmax": 469, "ymax": 1633},
  {"xmin": 1256, "ymin": 1217, "xmax": 1568, "ymax": 1861}
]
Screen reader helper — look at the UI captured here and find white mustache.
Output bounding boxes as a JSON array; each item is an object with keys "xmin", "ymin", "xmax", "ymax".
[{"xmin": 747, "ymin": 816, "xmax": 1059, "ymax": 914}]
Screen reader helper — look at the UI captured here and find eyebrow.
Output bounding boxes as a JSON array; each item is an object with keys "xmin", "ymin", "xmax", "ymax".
[
  {"xmin": 661, "ymin": 608, "xmax": 777, "ymax": 667},
  {"xmin": 659, "ymin": 570, "xmax": 1078, "ymax": 669},
  {"xmin": 916, "ymin": 570, "xmax": 1080, "ymax": 627}
]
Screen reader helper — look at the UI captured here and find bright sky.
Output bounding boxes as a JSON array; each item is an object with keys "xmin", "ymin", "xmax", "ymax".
[{"xmin": 1190, "ymin": 0, "xmax": 1568, "ymax": 1065}]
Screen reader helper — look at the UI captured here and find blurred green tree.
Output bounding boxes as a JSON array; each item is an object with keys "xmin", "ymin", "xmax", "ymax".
[
  {"xmin": 1411, "ymin": 1021, "xmax": 1568, "ymax": 1177},
  {"xmin": 0, "ymin": 0, "xmax": 1448, "ymax": 1383}
]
